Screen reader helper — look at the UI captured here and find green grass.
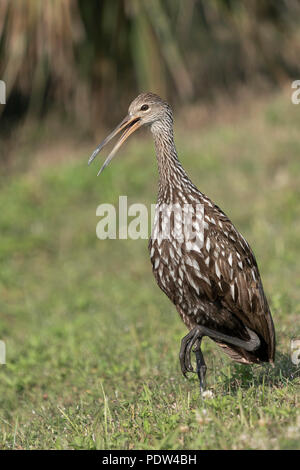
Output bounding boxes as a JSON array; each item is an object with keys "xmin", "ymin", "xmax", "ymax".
[{"xmin": 0, "ymin": 91, "xmax": 299, "ymax": 449}]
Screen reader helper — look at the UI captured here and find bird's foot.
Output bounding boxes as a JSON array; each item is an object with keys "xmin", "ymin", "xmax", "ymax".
[
  {"xmin": 179, "ymin": 328, "xmax": 199, "ymax": 377},
  {"xmin": 179, "ymin": 328, "xmax": 207, "ymax": 393}
]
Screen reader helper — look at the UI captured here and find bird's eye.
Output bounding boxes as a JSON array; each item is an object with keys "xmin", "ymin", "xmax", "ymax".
[{"xmin": 140, "ymin": 104, "xmax": 149, "ymax": 111}]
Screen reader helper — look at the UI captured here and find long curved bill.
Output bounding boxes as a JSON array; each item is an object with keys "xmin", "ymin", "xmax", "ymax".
[{"xmin": 88, "ymin": 115, "xmax": 142, "ymax": 176}]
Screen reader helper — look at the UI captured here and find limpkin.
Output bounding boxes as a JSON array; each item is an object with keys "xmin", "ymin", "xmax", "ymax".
[{"xmin": 89, "ymin": 92, "xmax": 275, "ymax": 393}]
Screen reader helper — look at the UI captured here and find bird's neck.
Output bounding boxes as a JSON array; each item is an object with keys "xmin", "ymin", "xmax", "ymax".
[{"xmin": 151, "ymin": 120, "xmax": 192, "ymax": 201}]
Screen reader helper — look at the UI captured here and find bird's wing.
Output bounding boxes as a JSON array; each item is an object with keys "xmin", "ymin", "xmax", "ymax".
[{"xmin": 182, "ymin": 203, "xmax": 275, "ymax": 360}]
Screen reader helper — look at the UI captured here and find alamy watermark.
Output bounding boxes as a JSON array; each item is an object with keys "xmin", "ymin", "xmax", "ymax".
[
  {"xmin": 95, "ymin": 196, "xmax": 204, "ymax": 248},
  {"xmin": 290, "ymin": 338, "xmax": 300, "ymax": 366},
  {"xmin": 0, "ymin": 341, "xmax": 5, "ymax": 364},
  {"xmin": 291, "ymin": 80, "xmax": 300, "ymax": 104},
  {"xmin": 0, "ymin": 80, "xmax": 6, "ymax": 104}
]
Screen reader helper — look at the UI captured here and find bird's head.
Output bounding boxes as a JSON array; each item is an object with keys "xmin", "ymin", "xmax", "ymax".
[{"xmin": 88, "ymin": 92, "xmax": 172, "ymax": 175}]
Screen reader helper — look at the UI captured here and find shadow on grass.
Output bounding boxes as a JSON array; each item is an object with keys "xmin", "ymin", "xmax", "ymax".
[{"xmin": 219, "ymin": 351, "xmax": 300, "ymax": 393}]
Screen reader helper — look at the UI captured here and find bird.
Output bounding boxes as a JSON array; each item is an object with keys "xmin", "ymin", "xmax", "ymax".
[{"xmin": 88, "ymin": 92, "xmax": 276, "ymax": 393}]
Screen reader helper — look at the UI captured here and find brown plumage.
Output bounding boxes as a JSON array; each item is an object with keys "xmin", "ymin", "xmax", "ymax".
[{"xmin": 89, "ymin": 92, "xmax": 275, "ymax": 393}]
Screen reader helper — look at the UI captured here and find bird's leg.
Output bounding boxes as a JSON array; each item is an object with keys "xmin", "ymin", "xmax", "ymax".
[
  {"xmin": 179, "ymin": 328, "xmax": 200, "ymax": 377},
  {"xmin": 193, "ymin": 339, "xmax": 207, "ymax": 393},
  {"xmin": 179, "ymin": 332, "xmax": 207, "ymax": 392},
  {"xmin": 179, "ymin": 324, "xmax": 260, "ymax": 382}
]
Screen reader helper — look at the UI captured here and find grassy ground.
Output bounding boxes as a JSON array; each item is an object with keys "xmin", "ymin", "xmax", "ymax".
[{"xmin": 0, "ymin": 90, "xmax": 299, "ymax": 450}]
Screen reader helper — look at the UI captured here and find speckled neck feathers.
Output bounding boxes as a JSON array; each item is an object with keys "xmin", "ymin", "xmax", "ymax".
[{"xmin": 150, "ymin": 118, "xmax": 194, "ymax": 204}]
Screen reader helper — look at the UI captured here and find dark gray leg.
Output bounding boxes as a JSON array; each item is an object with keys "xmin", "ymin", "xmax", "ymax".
[
  {"xmin": 193, "ymin": 339, "xmax": 207, "ymax": 393},
  {"xmin": 179, "ymin": 324, "xmax": 260, "ymax": 388}
]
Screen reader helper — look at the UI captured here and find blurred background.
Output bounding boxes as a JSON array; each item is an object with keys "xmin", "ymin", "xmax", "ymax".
[
  {"xmin": 0, "ymin": 0, "xmax": 300, "ymax": 450},
  {"xmin": 1, "ymin": 0, "xmax": 300, "ymax": 165}
]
